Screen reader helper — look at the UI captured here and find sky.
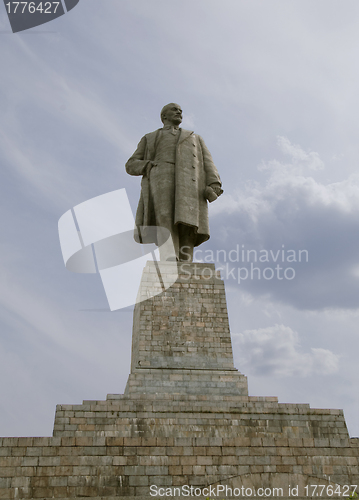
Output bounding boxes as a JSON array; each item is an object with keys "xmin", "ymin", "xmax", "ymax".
[{"xmin": 0, "ymin": 0, "xmax": 358, "ymax": 438}]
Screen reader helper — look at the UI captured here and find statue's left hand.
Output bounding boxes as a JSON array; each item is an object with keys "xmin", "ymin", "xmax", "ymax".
[
  {"xmin": 204, "ymin": 184, "xmax": 223, "ymax": 202},
  {"xmin": 209, "ymin": 183, "xmax": 223, "ymax": 197}
]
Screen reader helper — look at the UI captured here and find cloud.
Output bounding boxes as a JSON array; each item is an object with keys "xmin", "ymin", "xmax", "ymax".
[
  {"xmin": 0, "ymin": 33, "xmax": 137, "ymax": 214},
  {"xmin": 259, "ymin": 136, "xmax": 325, "ymax": 175},
  {"xmin": 209, "ymin": 136, "xmax": 359, "ymax": 310},
  {"xmin": 233, "ymin": 324, "xmax": 340, "ymax": 377},
  {"xmin": 0, "ymin": 253, "xmax": 133, "ymax": 436}
]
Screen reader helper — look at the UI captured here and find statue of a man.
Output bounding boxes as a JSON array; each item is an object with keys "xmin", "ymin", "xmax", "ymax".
[{"xmin": 125, "ymin": 103, "xmax": 223, "ymax": 261}]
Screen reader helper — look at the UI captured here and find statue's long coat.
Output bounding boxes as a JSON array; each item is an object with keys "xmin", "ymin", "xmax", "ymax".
[{"xmin": 125, "ymin": 128, "xmax": 221, "ymax": 247}]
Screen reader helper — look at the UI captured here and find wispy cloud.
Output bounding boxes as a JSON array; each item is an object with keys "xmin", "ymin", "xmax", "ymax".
[
  {"xmin": 233, "ymin": 324, "xmax": 340, "ymax": 377},
  {"xmin": 209, "ymin": 137, "xmax": 359, "ymax": 310}
]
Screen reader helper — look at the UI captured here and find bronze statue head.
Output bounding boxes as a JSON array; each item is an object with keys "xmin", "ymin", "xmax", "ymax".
[{"xmin": 160, "ymin": 103, "xmax": 182, "ymax": 126}]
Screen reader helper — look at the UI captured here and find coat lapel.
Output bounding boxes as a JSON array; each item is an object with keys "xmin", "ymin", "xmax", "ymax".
[{"xmin": 178, "ymin": 128, "xmax": 194, "ymax": 144}]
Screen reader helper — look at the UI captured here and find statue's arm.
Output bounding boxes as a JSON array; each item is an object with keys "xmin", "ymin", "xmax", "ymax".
[
  {"xmin": 125, "ymin": 136, "xmax": 151, "ymax": 176},
  {"xmin": 199, "ymin": 136, "xmax": 223, "ymax": 197}
]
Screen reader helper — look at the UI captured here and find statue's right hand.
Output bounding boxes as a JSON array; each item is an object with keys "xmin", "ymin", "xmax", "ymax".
[{"xmin": 145, "ymin": 161, "xmax": 157, "ymax": 177}]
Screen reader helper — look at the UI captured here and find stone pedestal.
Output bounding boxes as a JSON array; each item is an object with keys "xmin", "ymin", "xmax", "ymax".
[
  {"xmin": 0, "ymin": 262, "xmax": 358, "ymax": 499},
  {"xmin": 125, "ymin": 262, "xmax": 248, "ymax": 396}
]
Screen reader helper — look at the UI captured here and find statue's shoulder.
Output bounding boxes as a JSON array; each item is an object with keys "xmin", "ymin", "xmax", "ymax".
[{"xmin": 144, "ymin": 129, "xmax": 162, "ymax": 141}]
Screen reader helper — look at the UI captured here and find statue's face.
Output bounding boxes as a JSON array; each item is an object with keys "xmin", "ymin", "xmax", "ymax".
[{"xmin": 163, "ymin": 104, "xmax": 182, "ymax": 125}]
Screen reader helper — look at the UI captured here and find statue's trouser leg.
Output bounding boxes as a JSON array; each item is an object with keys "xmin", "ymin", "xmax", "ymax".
[
  {"xmin": 157, "ymin": 229, "xmax": 177, "ymax": 261},
  {"xmin": 149, "ymin": 164, "xmax": 179, "ymax": 260},
  {"xmin": 178, "ymin": 224, "xmax": 196, "ymax": 262}
]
